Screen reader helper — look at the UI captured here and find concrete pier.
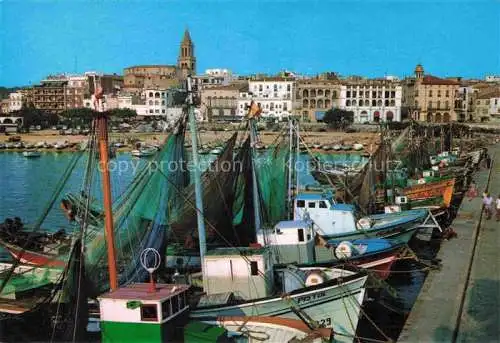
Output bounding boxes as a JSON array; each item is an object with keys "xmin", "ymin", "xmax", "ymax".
[{"xmin": 398, "ymin": 144, "xmax": 499, "ymax": 343}]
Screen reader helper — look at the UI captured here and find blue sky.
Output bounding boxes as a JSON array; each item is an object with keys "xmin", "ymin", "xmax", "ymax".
[{"xmin": 1, "ymin": 0, "xmax": 499, "ymax": 86}]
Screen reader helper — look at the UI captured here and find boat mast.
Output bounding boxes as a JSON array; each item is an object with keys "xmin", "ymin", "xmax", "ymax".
[
  {"xmin": 186, "ymin": 75, "xmax": 206, "ymax": 260},
  {"xmin": 287, "ymin": 119, "xmax": 293, "ymax": 219},
  {"xmin": 250, "ymin": 118, "xmax": 262, "ymax": 232},
  {"xmin": 93, "ymin": 78, "xmax": 118, "ymax": 291},
  {"xmin": 295, "ymin": 119, "xmax": 300, "ymax": 194}
]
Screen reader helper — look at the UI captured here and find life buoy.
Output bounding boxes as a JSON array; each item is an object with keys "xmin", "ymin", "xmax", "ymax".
[{"xmin": 305, "ymin": 272, "xmax": 325, "ymax": 286}]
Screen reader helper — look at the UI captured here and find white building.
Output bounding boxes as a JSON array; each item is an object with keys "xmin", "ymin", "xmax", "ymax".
[
  {"xmin": 8, "ymin": 92, "xmax": 23, "ymax": 112},
  {"xmin": 193, "ymin": 69, "xmax": 234, "ymax": 91},
  {"xmin": 485, "ymin": 75, "xmax": 500, "ymax": 83},
  {"xmin": 143, "ymin": 89, "xmax": 170, "ymax": 116},
  {"xmin": 339, "ymin": 81, "xmax": 402, "ymax": 123},
  {"xmin": 238, "ymin": 79, "xmax": 294, "ymax": 120}
]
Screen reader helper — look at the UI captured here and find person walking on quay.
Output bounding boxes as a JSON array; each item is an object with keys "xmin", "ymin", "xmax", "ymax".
[
  {"xmin": 496, "ymin": 194, "xmax": 500, "ymax": 222},
  {"xmin": 466, "ymin": 180, "xmax": 478, "ymax": 201},
  {"xmin": 483, "ymin": 192, "xmax": 493, "ymax": 220}
]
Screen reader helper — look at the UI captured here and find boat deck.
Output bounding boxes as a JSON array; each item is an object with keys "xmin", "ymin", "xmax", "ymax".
[{"xmin": 398, "ymin": 143, "xmax": 499, "ymax": 342}]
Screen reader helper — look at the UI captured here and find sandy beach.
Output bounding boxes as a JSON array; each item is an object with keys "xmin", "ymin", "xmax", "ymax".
[{"xmin": 0, "ymin": 129, "xmax": 381, "ymax": 153}]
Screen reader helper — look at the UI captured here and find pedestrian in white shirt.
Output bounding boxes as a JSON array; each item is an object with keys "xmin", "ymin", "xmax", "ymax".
[{"xmin": 483, "ymin": 192, "xmax": 493, "ymax": 220}]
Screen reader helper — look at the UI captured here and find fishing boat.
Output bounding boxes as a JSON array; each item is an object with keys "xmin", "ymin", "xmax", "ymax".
[
  {"xmin": 190, "ymin": 247, "xmax": 367, "ymax": 343},
  {"xmin": 200, "ymin": 316, "xmax": 333, "ymax": 342},
  {"xmin": 332, "ymin": 144, "xmax": 341, "ymax": 151},
  {"xmin": 0, "ymin": 219, "xmax": 70, "ymax": 268},
  {"xmin": 22, "ymin": 150, "xmax": 41, "ymax": 158},
  {"xmin": 341, "ymin": 144, "xmax": 352, "ymax": 151},
  {"xmin": 130, "ymin": 147, "xmax": 156, "ymax": 157},
  {"xmin": 293, "ymin": 193, "xmax": 428, "ymax": 243},
  {"xmin": 209, "ymin": 146, "xmax": 223, "ymax": 155},
  {"xmin": 353, "ymin": 143, "xmax": 363, "ymax": 151},
  {"xmin": 53, "ymin": 142, "xmax": 66, "ymax": 150},
  {"xmin": 322, "ymin": 145, "xmax": 332, "ymax": 151},
  {"xmin": 257, "ymin": 220, "xmax": 406, "ymax": 280},
  {"xmin": 403, "ymin": 178, "xmax": 456, "ymax": 209}
]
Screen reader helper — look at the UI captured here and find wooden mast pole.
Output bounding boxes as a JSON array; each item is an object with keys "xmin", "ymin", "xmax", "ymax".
[{"xmin": 94, "ymin": 83, "xmax": 118, "ymax": 291}]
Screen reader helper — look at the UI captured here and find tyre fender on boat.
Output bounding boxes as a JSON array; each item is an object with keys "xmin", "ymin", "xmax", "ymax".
[
  {"xmin": 334, "ymin": 241, "xmax": 359, "ymax": 259},
  {"xmin": 305, "ymin": 271, "xmax": 325, "ymax": 286}
]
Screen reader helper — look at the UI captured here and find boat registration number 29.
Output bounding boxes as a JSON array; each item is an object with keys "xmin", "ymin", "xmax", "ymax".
[
  {"xmin": 296, "ymin": 291, "xmax": 326, "ymax": 304},
  {"xmin": 318, "ymin": 317, "xmax": 332, "ymax": 327}
]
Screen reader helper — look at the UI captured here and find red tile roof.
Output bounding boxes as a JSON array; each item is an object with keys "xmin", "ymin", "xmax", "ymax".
[{"xmin": 421, "ymin": 75, "xmax": 460, "ymax": 85}]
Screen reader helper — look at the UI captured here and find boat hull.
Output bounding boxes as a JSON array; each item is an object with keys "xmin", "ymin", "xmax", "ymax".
[
  {"xmin": 314, "ymin": 243, "xmax": 404, "ymax": 280},
  {"xmin": 4, "ymin": 245, "xmax": 66, "ymax": 268},
  {"xmin": 190, "ymin": 274, "xmax": 367, "ymax": 343},
  {"xmin": 0, "ymin": 241, "xmax": 67, "ymax": 268},
  {"xmin": 404, "ymin": 179, "xmax": 456, "ymax": 208},
  {"xmin": 321, "ymin": 219, "xmax": 420, "ymax": 244}
]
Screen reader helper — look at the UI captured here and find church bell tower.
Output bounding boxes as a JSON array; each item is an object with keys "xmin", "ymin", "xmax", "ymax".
[{"xmin": 178, "ymin": 29, "xmax": 196, "ymax": 79}]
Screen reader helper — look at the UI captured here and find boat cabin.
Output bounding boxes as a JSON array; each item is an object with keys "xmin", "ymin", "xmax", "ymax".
[
  {"xmin": 256, "ymin": 220, "xmax": 315, "ymax": 265},
  {"xmin": 293, "ymin": 193, "xmax": 357, "ymax": 236},
  {"xmin": 98, "ymin": 283, "xmax": 190, "ymax": 343},
  {"xmin": 202, "ymin": 247, "xmax": 273, "ymax": 300}
]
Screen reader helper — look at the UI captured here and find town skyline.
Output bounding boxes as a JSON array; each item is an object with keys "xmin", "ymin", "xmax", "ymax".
[{"xmin": 2, "ymin": 0, "xmax": 499, "ymax": 87}]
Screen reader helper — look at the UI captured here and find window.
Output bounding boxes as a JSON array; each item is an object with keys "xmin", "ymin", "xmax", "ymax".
[
  {"xmin": 179, "ymin": 292, "xmax": 186, "ymax": 309},
  {"xmin": 149, "ymin": 109, "xmax": 153, "ymax": 113},
  {"xmin": 298, "ymin": 229, "xmax": 305, "ymax": 242},
  {"xmin": 287, "ymin": 84, "xmax": 291, "ymax": 92},
  {"xmin": 346, "ymin": 91, "xmax": 351, "ymax": 98},
  {"xmin": 171, "ymin": 295, "xmax": 179, "ymax": 314},
  {"xmin": 308, "ymin": 202, "xmax": 316, "ymax": 208},
  {"xmin": 319, "ymin": 201, "xmax": 327, "ymax": 208},
  {"xmin": 141, "ymin": 304, "xmax": 158, "ymax": 322},
  {"xmin": 161, "ymin": 100, "xmax": 165, "ymax": 105},
  {"xmin": 161, "ymin": 299, "xmax": 171, "ymax": 319},
  {"xmin": 429, "ymin": 90, "xmax": 433, "ymax": 97},
  {"xmin": 437, "ymin": 90, "xmax": 441, "ymax": 97},
  {"xmin": 162, "ymin": 109, "xmax": 165, "ymax": 114},
  {"xmin": 372, "ymin": 100, "xmax": 376, "ymax": 106},
  {"xmin": 296, "ymin": 200, "xmax": 305, "ymax": 208},
  {"xmin": 149, "ymin": 100, "xmax": 153, "ymax": 105},
  {"xmin": 149, "ymin": 92, "xmax": 153, "ymax": 97},
  {"xmin": 250, "ymin": 261, "xmax": 259, "ymax": 276}
]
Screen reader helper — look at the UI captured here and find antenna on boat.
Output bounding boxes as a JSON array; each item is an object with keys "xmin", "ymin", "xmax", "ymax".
[
  {"xmin": 93, "ymin": 77, "xmax": 118, "ymax": 291},
  {"xmin": 186, "ymin": 75, "xmax": 207, "ymax": 261},
  {"xmin": 140, "ymin": 248, "xmax": 161, "ymax": 293}
]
